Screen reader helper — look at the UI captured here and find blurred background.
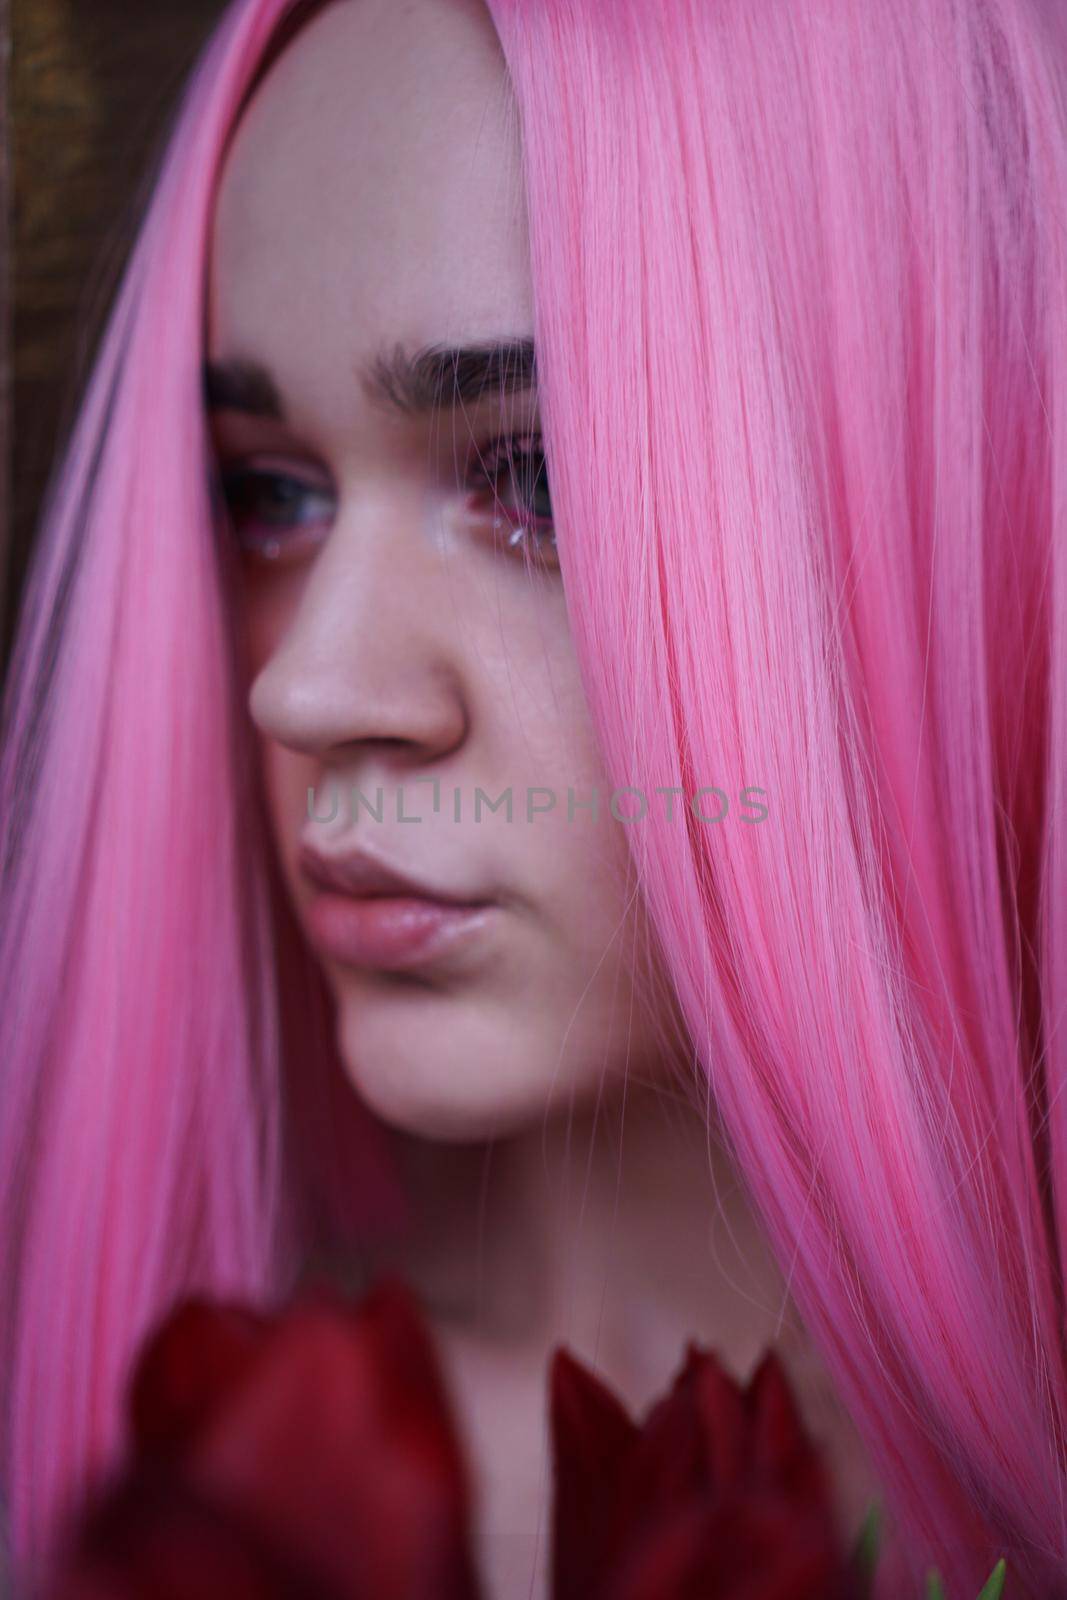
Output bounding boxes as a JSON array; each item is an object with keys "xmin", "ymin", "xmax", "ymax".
[{"xmin": 1, "ymin": 0, "xmax": 227, "ymax": 674}]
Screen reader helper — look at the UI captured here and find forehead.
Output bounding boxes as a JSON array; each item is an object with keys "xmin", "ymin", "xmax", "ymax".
[{"xmin": 207, "ymin": 0, "xmax": 531, "ymax": 435}]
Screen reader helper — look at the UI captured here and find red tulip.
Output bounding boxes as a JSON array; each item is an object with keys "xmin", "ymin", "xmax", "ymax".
[
  {"xmin": 43, "ymin": 1273, "xmax": 868, "ymax": 1600},
  {"xmin": 550, "ymin": 1342, "xmax": 861, "ymax": 1600},
  {"xmin": 45, "ymin": 1277, "xmax": 484, "ymax": 1600}
]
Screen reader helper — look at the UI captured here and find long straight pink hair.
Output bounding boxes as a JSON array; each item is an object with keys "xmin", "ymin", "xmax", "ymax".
[{"xmin": 2, "ymin": 0, "xmax": 1066, "ymax": 1594}]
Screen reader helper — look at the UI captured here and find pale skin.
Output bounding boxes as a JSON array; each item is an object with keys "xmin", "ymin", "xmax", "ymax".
[{"xmin": 205, "ymin": 0, "xmax": 879, "ymax": 1592}]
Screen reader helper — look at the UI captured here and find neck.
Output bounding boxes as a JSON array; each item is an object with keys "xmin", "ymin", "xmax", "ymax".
[
  {"xmin": 359, "ymin": 1073, "xmax": 803, "ymax": 1405},
  {"xmin": 303, "ymin": 1071, "xmax": 881, "ymax": 1552}
]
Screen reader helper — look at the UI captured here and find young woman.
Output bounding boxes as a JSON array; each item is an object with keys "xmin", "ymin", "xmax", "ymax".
[{"xmin": 2, "ymin": 0, "xmax": 1065, "ymax": 1594}]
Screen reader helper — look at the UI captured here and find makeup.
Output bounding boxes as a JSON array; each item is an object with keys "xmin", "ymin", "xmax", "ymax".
[{"xmin": 304, "ymin": 892, "xmax": 494, "ymax": 973}]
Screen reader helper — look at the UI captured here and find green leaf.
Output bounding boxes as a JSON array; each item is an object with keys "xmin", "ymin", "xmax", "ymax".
[
  {"xmin": 926, "ymin": 1571, "xmax": 947, "ymax": 1600},
  {"xmin": 847, "ymin": 1500, "xmax": 882, "ymax": 1596},
  {"xmin": 976, "ymin": 1558, "xmax": 1007, "ymax": 1600}
]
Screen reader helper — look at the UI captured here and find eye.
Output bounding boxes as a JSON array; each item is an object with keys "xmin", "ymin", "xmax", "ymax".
[
  {"xmin": 214, "ymin": 457, "xmax": 336, "ymax": 564},
  {"xmin": 466, "ymin": 431, "xmax": 558, "ymax": 570}
]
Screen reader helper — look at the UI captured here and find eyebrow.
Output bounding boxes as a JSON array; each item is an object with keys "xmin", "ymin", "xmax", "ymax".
[{"xmin": 202, "ymin": 338, "xmax": 538, "ymax": 421}]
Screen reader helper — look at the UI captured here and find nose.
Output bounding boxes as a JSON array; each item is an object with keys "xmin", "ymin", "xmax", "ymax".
[{"xmin": 246, "ymin": 496, "xmax": 469, "ymax": 771}]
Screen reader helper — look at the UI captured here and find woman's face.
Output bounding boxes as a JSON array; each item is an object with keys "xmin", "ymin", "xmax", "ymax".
[{"xmin": 207, "ymin": 0, "xmax": 681, "ymax": 1140}]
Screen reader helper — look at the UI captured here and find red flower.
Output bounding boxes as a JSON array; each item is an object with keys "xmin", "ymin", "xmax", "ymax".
[
  {"xmin": 43, "ymin": 1276, "xmax": 865, "ymax": 1600},
  {"xmin": 45, "ymin": 1278, "xmax": 484, "ymax": 1600},
  {"xmin": 549, "ymin": 1342, "xmax": 861, "ymax": 1600}
]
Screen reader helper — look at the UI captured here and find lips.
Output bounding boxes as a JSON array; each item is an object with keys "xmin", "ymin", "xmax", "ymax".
[
  {"xmin": 296, "ymin": 843, "xmax": 496, "ymax": 973},
  {"xmin": 297, "ymin": 842, "xmax": 491, "ymax": 907}
]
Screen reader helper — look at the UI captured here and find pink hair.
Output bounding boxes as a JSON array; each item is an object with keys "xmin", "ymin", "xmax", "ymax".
[
  {"xmin": 2, "ymin": 0, "xmax": 1066, "ymax": 1593},
  {"xmin": 0, "ymin": 2, "xmax": 407, "ymax": 1587}
]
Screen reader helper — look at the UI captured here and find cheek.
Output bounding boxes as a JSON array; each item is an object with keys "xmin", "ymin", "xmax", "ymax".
[
  {"xmin": 237, "ymin": 569, "xmax": 299, "ymax": 682},
  {"xmin": 493, "ymin": 645, "xmax": 670, "ymax": 1039},
  {"xmin": 234, "ymin": 576, "xmax": 313, "ymax": 879},
  {"xmin": 260, "ymin": 738, "xmax": 318, "ymax": 900},
  {"xmin": 506, "ymin": 643, "xmax": 683, "ymax": 1066},
  {"xmin": 538, "ymin": 810, "xmax": 666, "ymax": 1036}
]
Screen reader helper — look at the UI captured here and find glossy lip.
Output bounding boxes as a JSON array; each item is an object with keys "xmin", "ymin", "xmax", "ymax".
[
  {"xmin": 297, "ymin": 842, "xmax": 497, "ymax": 974},
  {"xmin": 297, "ymin": 841, "xmax": 494, "ymax": 909}
]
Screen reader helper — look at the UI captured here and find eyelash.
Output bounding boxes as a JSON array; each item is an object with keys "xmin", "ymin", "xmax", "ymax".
[
  {"xmin": 466, "ymin": 432, "xmax": 556, "ymax": 564},
  {"xmin": 213, "ymin": 432, "xmax": 556, "ymax": 568}
]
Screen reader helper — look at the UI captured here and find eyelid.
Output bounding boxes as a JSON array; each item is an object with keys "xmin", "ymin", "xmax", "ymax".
[
  {"xmin": 464, "ymin": 430, "xmax": 549, "ymax": 506},
  {"xmin": 469, "ymin": 428, "xmax": 543, "ymax": 469},
  {"xmin": 462, "ymin": 429, "xmax": 558, "ymax": 571},
  {"xmin": 214, "ymin": 449, "xmax": 334, "ymax": 485}
]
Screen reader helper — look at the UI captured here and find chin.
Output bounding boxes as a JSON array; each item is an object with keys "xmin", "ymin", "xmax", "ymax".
[{"xmin": 333, "ymin": 990, "xmax": 561, "ymax": 1143}]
